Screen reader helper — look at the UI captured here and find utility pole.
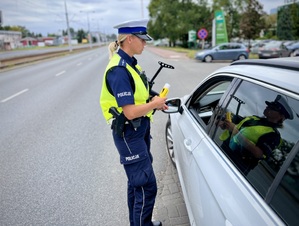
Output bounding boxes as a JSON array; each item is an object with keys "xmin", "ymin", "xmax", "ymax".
[
  {"xmin": 64, "ymin": 0, "xmax": 72, "ymax": 52},
  {"xmin": 141, "ymin": 0, "xmax": 144, "ymax": 18},
  {"xmin": 80, "ymin": 11, "xmax": 94, "ymax": 49}
]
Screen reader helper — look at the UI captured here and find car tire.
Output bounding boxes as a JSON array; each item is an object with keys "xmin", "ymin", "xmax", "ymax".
[
  {"xmin": 238, "ymin": 54, "xmax": 247, "ymax": 60},
  {"xmin": 165, "ymin": 118, "xmax": 176, "ymax": 166},
  {"xmin": 204, "ymin": 55, "xmax": 213, "ymax": 63}
]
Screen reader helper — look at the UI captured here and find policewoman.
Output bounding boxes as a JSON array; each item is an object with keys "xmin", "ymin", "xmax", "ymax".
[
  {"xmin": 219, "ymin": 95, "xmax": 293, "ymax": 175},
  {"xmin": 100, "ymin": 19, "xmax": 166, "ymax": 226}
]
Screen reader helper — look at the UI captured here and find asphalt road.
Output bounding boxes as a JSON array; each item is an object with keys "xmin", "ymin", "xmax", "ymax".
[{"xmin": 0, "ymin": 46, "xmax": 228, "ymax": 226}]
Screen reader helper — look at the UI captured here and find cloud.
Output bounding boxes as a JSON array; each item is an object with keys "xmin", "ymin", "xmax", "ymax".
[
  {"xmin": 1, "ymin": 0, "xmax": 150, "ymax": 35},
  {"xmin": 1, "ymin": 0, "xmax": 285, "ymax": 36}
]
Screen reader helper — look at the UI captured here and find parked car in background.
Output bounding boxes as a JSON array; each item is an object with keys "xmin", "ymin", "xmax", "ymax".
[
  {"xmin": 287, "ymin": 41, "xmax": 299, "ymax": 57},
  {"xmin": 258, "ymin": 41, "xmax": 291, "ymax": 59},
  {"xmin": 153, "ymin": 39, "xmax": 169, "ymax": 47},
  {"xmin": 195, "ymin": 42, "xmax": 249, "ymax": 63},
  {"xmin": 283, "ymin": 40, "xmax": 296, "ymax": 47},
  {"xmin": 164, "ymin": 58, "xmax": 299, "ymax": 226},
  {"xmin": 294, "ymin": 48, "xmax": 299, "ymax": 56},
  {"xmin": 250, "ymin": 40, "xmax": 273, "ymax": 54},
  {"xmin": 250, "ymin": 42, "xmax": 266, "ymax": 54}
]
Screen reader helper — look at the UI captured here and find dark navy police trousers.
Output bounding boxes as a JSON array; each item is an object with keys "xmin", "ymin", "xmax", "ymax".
[{"xmin": 112, "ymin": 117, "xmax": 157, "ymax": 226}]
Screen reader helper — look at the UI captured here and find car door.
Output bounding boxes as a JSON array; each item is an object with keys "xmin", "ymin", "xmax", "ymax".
[
  {"xmin": 224, "ymin": 44, "xmax": 235, "ymax": 60},
  {"xmin": 171, "ymin": 76, "xmax": 234, "ymax": 225},
  {"xmin": 230, "ymin": 44, "xmax": 243, "ymax": 59},
  {"xmin": 205, "ymin": 79, "xmax": 299, "ymax": 226},
  {"xmin": 213, "ymin": 44, "xmax": 228, "ymax": 60}
]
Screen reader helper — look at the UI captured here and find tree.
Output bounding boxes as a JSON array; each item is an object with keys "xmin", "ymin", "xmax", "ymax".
[
  {"xmin": 212, "ymin": 0, "xmax": 247, "ymax": 40},
  {"xmin": 148, "ymin": 0, "xmax": 211, "ymax": 47},
  {"xmin": 239, "ymin": 0, "xmax": 265, "ymax": 45},
  {"xmin": 290, "ymin": 2, "xmax": 299, "ymax": 39},
  {"xmin": 148, "ymin": 0, "xmax": 181, "ymax": 46},
  {"xmin": 77, "ymin": 29, "xmax": 86, "ymax": 43},
  {"xmin": 0, "ymin": 25, "xmax": 31, "ymax": 38},
  {"xmin": 179, "ymin": 0, "xmax": 212, "ymax": 45},
  {"xmin": 264, "ymin": 14, "xmax": 277, "ymax": 39},
  {"xmin": 277, "ymin": 6, "xmax": 293, "ymax": 40}
]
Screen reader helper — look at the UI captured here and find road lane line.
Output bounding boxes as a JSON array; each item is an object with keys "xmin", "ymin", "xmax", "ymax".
[
  {"xmin": 55, "ymin": 70, "xmax": 66, "ymax": 77},
  {"xmin": 1, "ymin": 89, "xmax": 29, "ymax": 103},
  {"xmin": 77, "ymin": 62, "xmax": 82, "ymax": 66}
]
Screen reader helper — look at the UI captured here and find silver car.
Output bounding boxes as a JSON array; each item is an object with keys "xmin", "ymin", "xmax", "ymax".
[
  {"xmin": 258, "ymin": 41, "xmax": 291, "ymax": 59},
  {"xmin": 195, "ymin": 42, "xmax": 249, "ymax": 63},
  {"xmin": 164, "ymin": 58, "xmax": 299, "ymax": 226}
]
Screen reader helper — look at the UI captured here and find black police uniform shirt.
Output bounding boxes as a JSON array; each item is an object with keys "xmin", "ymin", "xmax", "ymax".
[{"xmin": 106, "ymin": 49, "xmax": 139, "ymax": 107}]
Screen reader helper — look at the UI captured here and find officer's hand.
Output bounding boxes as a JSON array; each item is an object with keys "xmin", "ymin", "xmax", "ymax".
[
  {"xmin": 224, "ymin": 120, "xmax": 238, "ymax": 135},
  {"xmin": 151, "ymin": 95, "xmax": 167, "ymax": 110}
]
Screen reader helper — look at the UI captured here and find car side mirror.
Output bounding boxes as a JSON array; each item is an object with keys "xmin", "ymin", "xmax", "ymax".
[{"xmin": 162, "ymin": 98, "xmax": 181, "ymax": 114}]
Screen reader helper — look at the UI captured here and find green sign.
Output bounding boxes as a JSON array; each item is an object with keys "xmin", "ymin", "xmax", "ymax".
[
  {"xmin": 215, "ymin": 10, "xmax": 228, "ymax": 45},
  {"xmin": 188, "ymin": 30, "xmax": 196, "ymax": 42}
]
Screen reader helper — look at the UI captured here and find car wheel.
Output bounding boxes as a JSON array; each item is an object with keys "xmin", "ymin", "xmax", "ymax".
[
  {"xmin": 238, "ymin": 54, "xmax": 247, "ymax": 60},
  {"xmin": 204, "ymin": 55, "xmax": 213, "ymax": 63},
  {"xmin": 165, "ymin": 118, "xmax": 175, "ymax": 166}
]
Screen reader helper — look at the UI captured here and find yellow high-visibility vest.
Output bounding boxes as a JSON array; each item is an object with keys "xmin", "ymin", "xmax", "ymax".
[{"xmin": 100, "ymin": 53, "xmax": 153, "ymax": 122}]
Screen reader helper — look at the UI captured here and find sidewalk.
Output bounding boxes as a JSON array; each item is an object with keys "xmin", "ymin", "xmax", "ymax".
[
  {"xmin": 146, "ymin": 46, "xmax": 190, "ymax": 60},
  {"xmin": 148, "ymin": 46, "xmax": 191, "ymax": 226},
  {"xmin": 154, "ymin": 158, "xmax": 191, "ymax": 226}
]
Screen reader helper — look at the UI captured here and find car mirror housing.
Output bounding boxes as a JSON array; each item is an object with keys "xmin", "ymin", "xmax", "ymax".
[{"xmin": 163, "ymin": 98, "xmax": 181, "ymax": 114}]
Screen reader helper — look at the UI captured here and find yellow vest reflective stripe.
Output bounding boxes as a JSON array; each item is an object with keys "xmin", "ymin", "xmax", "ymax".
[
  {"xmin": 220, "ymin": 116, "xmax": 275, "ymax": 145},
  {"xmin": 100, "ymin": 53, "xmax": 153, "ymax": 122}
]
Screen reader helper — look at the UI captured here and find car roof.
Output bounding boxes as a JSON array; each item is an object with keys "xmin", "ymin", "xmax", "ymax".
[
  {"xmin": 212, "ymin": 58, "xmax": 299, "ymax": 95},
  {"xmin": 218, "ymin": 42, "xmax": 245, "ymax": 46}
]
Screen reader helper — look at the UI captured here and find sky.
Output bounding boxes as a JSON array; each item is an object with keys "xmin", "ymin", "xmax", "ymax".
[{"xmin": 0, "ymin": 0, "xmax": 285, "ymax": 36}]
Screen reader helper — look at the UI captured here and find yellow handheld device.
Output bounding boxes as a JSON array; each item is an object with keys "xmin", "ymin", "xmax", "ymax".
[
  {"xmin": 226, "ymin": 112, "xmax": 232, "ymax": 122},
  {"xmin": 159, "ymin": 83, "xmax": 170, "ymax": 97}
]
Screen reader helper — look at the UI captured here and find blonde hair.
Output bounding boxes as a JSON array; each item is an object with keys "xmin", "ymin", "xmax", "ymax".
[{"xmin": 108, "ymin": 34, "xmax": 128, "ymax": 59}]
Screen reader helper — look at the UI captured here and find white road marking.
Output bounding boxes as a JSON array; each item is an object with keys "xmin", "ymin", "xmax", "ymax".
[
  {"xmin": 77, "ymin": 62, "xmax": 82, "ymax": 66},
  {"xmin": 1, "ymin": 89, "xmax": 29, "ymax": 103},
  {"xmin": 55, "ymin": 70, "xmax": 66, "ymax": 77}
]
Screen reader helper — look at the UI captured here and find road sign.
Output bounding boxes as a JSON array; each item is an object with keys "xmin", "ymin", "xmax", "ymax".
[
  {"xmin": 197, "ymin": 28, "xmax": 208, "ymax": 40},
  {"xmin": 188, "ymin": 30, "xmax": 196, "ymax": 42}
]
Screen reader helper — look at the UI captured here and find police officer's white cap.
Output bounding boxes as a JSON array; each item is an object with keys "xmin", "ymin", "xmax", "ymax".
[
  {"xmin": 113, "ymin": 19, "xmax": 152, "ymax": 41},
  {"xmin": 265, "ymin": 95, "xmax": 294, "ymax": 120}
]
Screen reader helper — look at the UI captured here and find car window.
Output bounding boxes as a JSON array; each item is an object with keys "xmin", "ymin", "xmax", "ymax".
[
  {"xmin": 219, "ymin": 44, "xmax": 228, "ymax": 50},
  {"xmin": 188, "ymin": 78, "xmax": 233, "ymax": 126},
  {"xmin": 231, "ymin": 44, "xmax": 241, "ymax": 49},
  {"xmin": 211, "ymin": 80, "xmax": 299, "ymax": 225}
]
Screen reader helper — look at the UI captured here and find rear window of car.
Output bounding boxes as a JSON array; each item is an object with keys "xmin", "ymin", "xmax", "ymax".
[{"xmin": 211, "ymin": 79, "xmax": 299, "ymax": 225}]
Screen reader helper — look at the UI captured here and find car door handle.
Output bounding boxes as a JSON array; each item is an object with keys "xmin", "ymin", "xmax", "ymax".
[{"xmin": 184, "ymin": 139, "xmax": 192, "ymax": 152}]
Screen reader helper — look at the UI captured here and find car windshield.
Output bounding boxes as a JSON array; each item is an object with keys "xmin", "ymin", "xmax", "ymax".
[{"xmin": 265, "ymin": 41, "xmax": 282, "ymax": 48}]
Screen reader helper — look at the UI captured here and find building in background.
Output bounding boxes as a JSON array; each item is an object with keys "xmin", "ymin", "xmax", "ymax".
[
  {"xmin": 0, "ymin": 30, "xmax": 22, "ymax": 50},
  {"xmin": 270, "ymin": 0, "xmax": 299, "ymax": 14}
]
